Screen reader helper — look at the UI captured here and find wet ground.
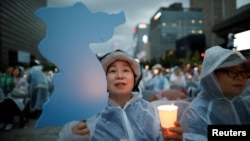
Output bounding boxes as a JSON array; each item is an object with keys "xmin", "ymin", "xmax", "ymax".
[{"xmin": 0, "ymin": 118, "xmax": 62, "ymax": 141}]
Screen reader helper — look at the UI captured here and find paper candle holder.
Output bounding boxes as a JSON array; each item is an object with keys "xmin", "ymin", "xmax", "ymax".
[{"xmin": 157, "ymin": 104, "xmax": 178, "ymax": 128}]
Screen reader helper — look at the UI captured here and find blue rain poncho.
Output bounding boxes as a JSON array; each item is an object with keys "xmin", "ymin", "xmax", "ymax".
[
  {"xmin": 58, "ymin": 91, "xmax": 164, "ymax": 141},
  {"xmin": 180, "ymin": 46, "xmax": 250, "ymax": 141}
]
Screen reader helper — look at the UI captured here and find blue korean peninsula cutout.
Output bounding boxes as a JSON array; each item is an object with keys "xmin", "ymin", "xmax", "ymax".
[{"xmin": 34, "ymin": 2, "xmax": 125, "ymax": 128}]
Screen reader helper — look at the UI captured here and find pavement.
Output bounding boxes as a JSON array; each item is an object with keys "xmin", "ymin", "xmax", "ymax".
[{"xmin": 0, "ymin": 118, "xmax": 63, "ymax": 141}]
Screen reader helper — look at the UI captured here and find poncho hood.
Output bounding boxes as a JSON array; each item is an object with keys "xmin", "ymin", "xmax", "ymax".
[{"xmin": 200, "ymin": 46, "xmax": 248, "ymax": 99}]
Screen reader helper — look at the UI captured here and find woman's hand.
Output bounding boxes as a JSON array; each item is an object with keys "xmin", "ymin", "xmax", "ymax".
[
  {"xmin": 162, "ymin": 121, "xmax": 183, "ymax": 141},
  {"xmin": 72, "ymin": 120, "xmax": 90, "ymax": 136}
]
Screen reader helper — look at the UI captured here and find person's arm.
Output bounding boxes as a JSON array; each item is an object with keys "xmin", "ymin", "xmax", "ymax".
[
  {"xmin": 9, "ymin": 78, "xmax": 29, "ymax": 98},
  {"xmin": 148, "ymin": 94, "xmax": 159, "ymax": 102},
  {"xmin": 180, "ymin": 107, "xmax": 208, "ymax": 141},
  {"xmin": 148, "ymin": 90, "xmax": 162, "ymax": 102},
  {"xmin": 57, "ymin": 121, "xmax": 90, "ymax": 141}
]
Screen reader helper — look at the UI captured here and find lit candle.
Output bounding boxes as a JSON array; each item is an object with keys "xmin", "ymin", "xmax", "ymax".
[{"xmin": 157, "ymin": 104, "xmax": 178, "ymax": 129}]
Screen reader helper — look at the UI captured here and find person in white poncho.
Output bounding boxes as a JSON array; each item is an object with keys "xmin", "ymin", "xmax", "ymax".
[
  {"xmin": 57, "ymin": 49, "xmax": 183, "ymax": 141},
  {"xmin": 180, "ymin": 46, "xmax": 250, "ymax": 141}
]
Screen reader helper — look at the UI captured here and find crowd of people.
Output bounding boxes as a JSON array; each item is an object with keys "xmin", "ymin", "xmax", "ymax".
[
  {"xmin": 57, "ymin": 46, "xmax": 249, "ymax": 141},
  {"xmin": 140, "ymin": 61, "xmax": 202, "ymax": 102},
  {"xmin": 0, "ymin": 45, "xmax": 249, "ymax": 141},
  {"xmin": 0, "ymin": 60, "xmax": 54, "ymax": 131}
]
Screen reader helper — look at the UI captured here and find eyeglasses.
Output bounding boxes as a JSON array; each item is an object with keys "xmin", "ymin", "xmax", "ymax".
[{"xmin": 215, "ymin": 69, "xmax": 250, "ymax": 79}]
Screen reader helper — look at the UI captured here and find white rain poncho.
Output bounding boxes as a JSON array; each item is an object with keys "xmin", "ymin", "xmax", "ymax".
[
  {"xmin": 58, "ymin": 91, "xmax": 164, "ymax": 141},
  {"xmin": 180, "ymin": 46, "xmax": 250, "ymax": 141}
]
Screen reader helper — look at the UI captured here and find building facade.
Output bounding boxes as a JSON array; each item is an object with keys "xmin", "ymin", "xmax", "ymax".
[
  {"xmin": 149, "ymin": 3, "xmax": 204, "ymax": 61},
  {"xmin": 190, "ymin": 0, "xmax": 236, "ymax": 48},
  {"xmin": 132, "ymin": 23, "xmax": 150, "ymax": 61},
  {"xmin": 0, "ymin": 0, "xmax": 47, "ymax": 72}
]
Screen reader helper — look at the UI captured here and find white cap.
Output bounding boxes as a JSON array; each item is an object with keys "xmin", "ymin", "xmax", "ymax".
[{"xmin": 99, "ymin": 49, "xmax": 142, "ymax": 91}]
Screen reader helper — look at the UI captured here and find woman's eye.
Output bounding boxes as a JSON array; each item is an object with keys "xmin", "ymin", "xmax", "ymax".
[
  {"xmin": 109, "ymin": 70, "xmax": 116, "ymax": 73},
  {"xmin": 124, "ymin": 69, "xmax": 131, "ymax": 72}
]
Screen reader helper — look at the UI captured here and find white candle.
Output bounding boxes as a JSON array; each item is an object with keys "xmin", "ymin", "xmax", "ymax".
[{"xmin": 157, "ymin": 104, "xmax": 178, "ymax": 128}]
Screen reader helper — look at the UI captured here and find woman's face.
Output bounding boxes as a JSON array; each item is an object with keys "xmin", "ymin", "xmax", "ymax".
[
  {"xmin": 106, "ymin": 60, "xmax": 135, "ymax": 96},
  {"xmin": 153, "ymin": 68, "xmax": 160, "ymax": 75},
  {"xmin": 13, "ymin": 68, "xmax": 20, "ymax": 78},
  {"xmin": 214, "ymin": 63, "xmax": 248, "ymax": 99}
]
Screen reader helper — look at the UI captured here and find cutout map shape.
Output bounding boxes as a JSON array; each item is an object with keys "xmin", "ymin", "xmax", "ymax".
[{"xmin": 34, "ymin": 2, "xmax": 125, "ymax": 128}]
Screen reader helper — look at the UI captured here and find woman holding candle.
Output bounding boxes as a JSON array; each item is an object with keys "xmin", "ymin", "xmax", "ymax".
[
  {"xmin": 180, "ymin": 46, "xmax": 250, "ymax": 141},
  {"xmin": 57, "ymin": 49, "xmax": 183, "ymax": 141}
]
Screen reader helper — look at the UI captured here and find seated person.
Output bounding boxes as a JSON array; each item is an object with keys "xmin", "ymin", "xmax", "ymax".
[
  {"xmin": 57, "ymin": 50, "xmax": 183, "ymax": 141},
  {"xmin": 180, "ymin": 46, "xmax": 250, "ymax": 141},
  {"xmin": 0, "ymin": 66, "xmax": 29, "ymax": 130}
]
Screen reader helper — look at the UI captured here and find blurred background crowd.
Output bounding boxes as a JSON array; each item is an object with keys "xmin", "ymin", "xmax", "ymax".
[{"xmin": 0, "ymin": 60, "xmax": 55, "ymax": 131}]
